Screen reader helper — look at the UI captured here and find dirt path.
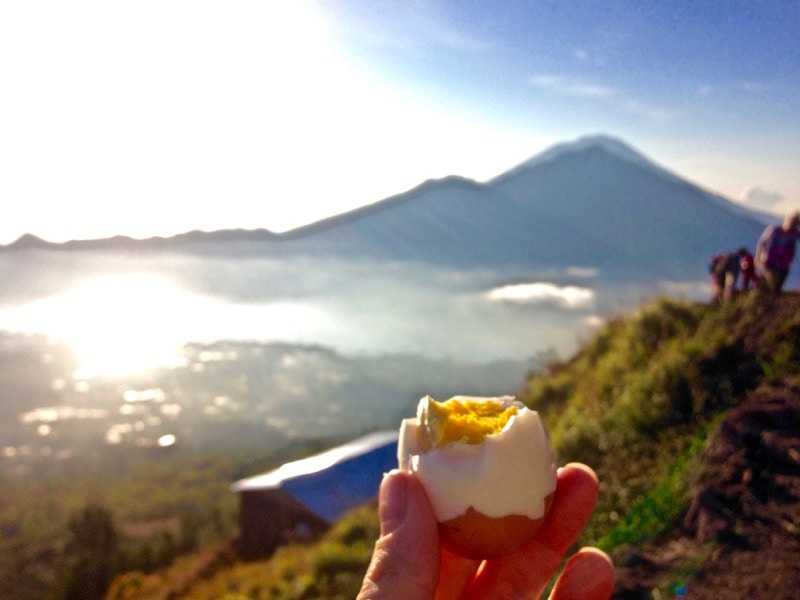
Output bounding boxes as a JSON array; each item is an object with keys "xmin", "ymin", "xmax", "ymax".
[{"xmin": 613, "ymin": 377, "xmax": 800, "ymax": 599}]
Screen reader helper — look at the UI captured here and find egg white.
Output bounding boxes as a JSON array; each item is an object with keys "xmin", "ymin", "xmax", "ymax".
[{"xmin": 398, "ymin": 396, "xmax": 557, "ymax": 522}]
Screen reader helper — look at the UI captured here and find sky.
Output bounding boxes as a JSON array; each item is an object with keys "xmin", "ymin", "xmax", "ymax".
[{"xmin": 1, "ymin": 0, "xmax": 798, "ymax": 245}]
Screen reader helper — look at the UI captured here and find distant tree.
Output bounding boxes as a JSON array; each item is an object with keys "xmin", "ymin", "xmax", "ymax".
[
  {"xmin": 211, "ymin": 504, "xmax": 226, "ymax": 537},
  {"xmin": 178, "ymin": 512, "xmax": 202, "ymax": 553},
  {"xmin": 155, "ymin": 531, "xmax": 178, "ymax": 567},
  {"xmin": 56, "ymin": 503, "xmax": 120, "ymax": 600},
  {"xmin": 135, "ymin": 541, "xmax": 155, "ymax": 573}
]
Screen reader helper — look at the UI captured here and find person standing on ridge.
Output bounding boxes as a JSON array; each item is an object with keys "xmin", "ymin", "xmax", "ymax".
[
  {"xmin": 709, "ymin": 247, "xmax": 754, "ymax": 303},
  {"xmin": 755, "ymin": 211, "xmax": 800, "ymax": 294}
]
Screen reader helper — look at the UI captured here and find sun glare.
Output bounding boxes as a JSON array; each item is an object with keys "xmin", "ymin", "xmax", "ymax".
[
  {"xmin": 5, "ymin": 275, "xmax": 205, "ymax": 378},
  {"xmin": 58, "ymin": 275, "xmax": 200, "ymax": 378},
  {"xmin": 0, "ymin": 273, "xmax": 337, "ymax": 379}
]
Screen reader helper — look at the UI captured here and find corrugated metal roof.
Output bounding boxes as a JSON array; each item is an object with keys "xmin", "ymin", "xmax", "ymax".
[
  {"xmin": 231, "ymin": 430, "xmax": 399, "ymax": 523},
  {"xmin": 231, "ymin": 430, "xmax": 398, "ymax": 493}
]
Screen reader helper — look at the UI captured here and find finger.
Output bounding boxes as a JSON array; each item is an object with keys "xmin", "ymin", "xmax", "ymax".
[
  {"xmin": 548, "ymin": 547, "xmax": 615, "ymax": 600},
  {"xmin": 531, "ymin": 463, "xmax": 600, "ymax": 552},
  {"xmin": 357, "ymin": 470, "xmax": 440, "ymax": 600},
  {"xmin": 434, "ymin": 547, "xmax": 481, "ymax": 600},
  {"xmin": 460, "ymin": 463, "xmax": 600, "ymax": 600}
]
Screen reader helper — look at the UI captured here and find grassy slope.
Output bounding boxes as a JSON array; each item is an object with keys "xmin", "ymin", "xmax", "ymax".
[
  {"xmin": 110, "ymin": 291, "xmax": 800, "ymax": 599},
  {"xmin": 526, "ymin": 291, "xmax": 800, "ymax": 557}
]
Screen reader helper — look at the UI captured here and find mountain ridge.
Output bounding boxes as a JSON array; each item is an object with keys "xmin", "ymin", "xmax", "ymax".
[
  {"xmin": 1, "ymin": 134, "xmax": 778, "ymax": 252},
  {"xmin": 3, "ymin": 134, "xmax": 789, "ymax": 285}
]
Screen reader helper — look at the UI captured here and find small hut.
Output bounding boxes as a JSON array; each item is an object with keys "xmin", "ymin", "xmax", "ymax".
[{"xmin": 232, "ymin": 430, "xmax": 398, "ymax": 559}]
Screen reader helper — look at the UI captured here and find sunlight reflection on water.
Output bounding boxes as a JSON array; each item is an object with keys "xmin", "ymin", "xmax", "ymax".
[
  {"xmin": 0, "ymin": 274, "xmax": 330, "ymax": 378},
  {"xmin": 2, "ymin": 274, "xmax": 200, "ymax": 376}
]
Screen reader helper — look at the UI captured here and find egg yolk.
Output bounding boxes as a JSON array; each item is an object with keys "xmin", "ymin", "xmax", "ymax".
[{"xmin": 419, "ymin": 396, "xmax": 518, "ymax": 451}]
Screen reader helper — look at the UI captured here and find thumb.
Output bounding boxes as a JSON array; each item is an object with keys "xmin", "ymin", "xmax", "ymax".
[{"xmin": 357, "ymin": 470, "xmax": 440, "ymax": 600}]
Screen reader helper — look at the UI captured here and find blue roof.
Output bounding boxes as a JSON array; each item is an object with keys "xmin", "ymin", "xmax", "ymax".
[{"xmin": 232, "ymin": 431, "xmax": 399, "ymax": 523}]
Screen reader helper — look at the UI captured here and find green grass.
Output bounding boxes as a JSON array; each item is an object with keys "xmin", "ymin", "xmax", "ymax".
[
  {"xmin": 595, "ymin": 420, "xmax": 716, "ymax": 552},
  {"xmin": 163, "ymin": 504, "xmax": 380, "ymax": 600},
  {"xmin": 519, "ymin": 293, "xmax": 795, "ymax": 559}
]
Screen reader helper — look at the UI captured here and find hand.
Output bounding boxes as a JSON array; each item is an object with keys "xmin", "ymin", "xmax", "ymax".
[{"xmin": 357, "ymin": 463, "xmax": 614, "ymax": 600}]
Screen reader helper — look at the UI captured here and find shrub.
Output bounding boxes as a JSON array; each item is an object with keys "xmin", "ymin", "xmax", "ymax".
[{"xmin": 311, "ymin": 541, "xmax": 369, "ymax": 579}]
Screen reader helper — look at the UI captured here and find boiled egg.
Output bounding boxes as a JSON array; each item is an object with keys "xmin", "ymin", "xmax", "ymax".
[{"xmin": 398, "ymin": 395, "xmax": 557, "ymax": 559}]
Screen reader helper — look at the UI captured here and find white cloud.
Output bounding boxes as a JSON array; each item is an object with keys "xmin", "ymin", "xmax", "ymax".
[
  {"xmin": 529, "ymin": 75, "xmax": 617, "ymax": 98},
  {"xmin": 740, "ymin": 185, "xmax": 784, "ymax": 209},
  {"xmin": 585, "ymin": 315, "xmax": 605, "ymax": 328},
  {"xmin": 486, "ymin": 282, "xmax": 594, "ymax": 309},
  {"xmin": 573, "ymin": 48, "xmax": 589, "ymax": 62},
  {"xmin": 622, "ymin": 99, "xmax": 673, "ymax": 121},
  {"xmin": 696, "ymin": 80, "xmax": 767, "ymax": 99},
  {"xmin": 323, "ymin": 2, "xmax": 492, "ymax": 53},
  {"xmin": 696, "ymin": 84, "xmax": 715, "ymax": 97},
  {"xmin": 739, "ymin": 81, "xmax": 769, "ymax": 93},
  {"xmin": 565, "ymin": 267, "xmax": 599, "ymax": 278},
  {"xmin": 529, "ymin": 74, "xmax": 671, "ymax": 121}
]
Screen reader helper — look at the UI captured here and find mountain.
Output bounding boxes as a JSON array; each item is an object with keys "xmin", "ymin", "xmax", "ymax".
[
  {"xmin": 1, "ymin": 135, "xmax": 782, "ymax": 283},
  {"xmin": 498, "ymin": 134, "xmax": 679, "ymax": 180},
  {"xmin": 275, "ymin": 135, "xmax": 773, "ymax": 280},
  {"xmin": 1, "ymin": 228, "xmax": 279, "ymax": 252},
  {"xmin": 492, "ymin": 134, "xmax": 779, "ymax": 226}
]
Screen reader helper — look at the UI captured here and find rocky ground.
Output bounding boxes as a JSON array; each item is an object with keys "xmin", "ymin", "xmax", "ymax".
[{"xmin": 613, "ymin": 375, "xmax": 800, "ymax": 599}]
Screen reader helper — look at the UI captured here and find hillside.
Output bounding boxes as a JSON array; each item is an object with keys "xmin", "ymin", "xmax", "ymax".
[
  {"xmin": 105, "ymin": 289, "xmax": 800, "ymax": 599},
  {"xmin": 524, "ymin": 290, "xmax": 800, "ymax": 598}
]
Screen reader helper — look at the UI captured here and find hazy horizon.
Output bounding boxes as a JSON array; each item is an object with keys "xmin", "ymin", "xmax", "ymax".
[{"xmin": 0, "ymin": 248, "xmax": 712, "ymax": 381}]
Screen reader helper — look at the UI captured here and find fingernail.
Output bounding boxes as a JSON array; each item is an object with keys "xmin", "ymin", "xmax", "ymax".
[
  {"xmin": 380, "ymin": 470, "xmax": 408, "ymax": 535},
  {"xmin": 556, "ymin": 548, "xmax": 615, "ymax": 599}
]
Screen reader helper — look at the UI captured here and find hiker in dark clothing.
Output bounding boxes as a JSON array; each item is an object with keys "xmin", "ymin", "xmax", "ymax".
[
  {"xmin": 755, "ymin": 211, "xmax": 800, "ymax": 294},
  {"xmin": 710, "ymin": 247, "xmax": 754, "ymax": 303}
]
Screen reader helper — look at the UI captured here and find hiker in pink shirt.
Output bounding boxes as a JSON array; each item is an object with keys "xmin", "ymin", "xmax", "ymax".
[{"xmin": 756, "ymin": 212, "xmax": 800, "ymax": 294}]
